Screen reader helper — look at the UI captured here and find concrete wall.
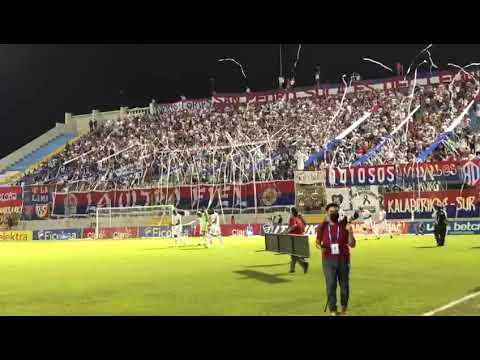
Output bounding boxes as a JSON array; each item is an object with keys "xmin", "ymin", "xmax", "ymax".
[{"xmin": 17, "ymin": 212, "xmax": 289, "ymax": 231}]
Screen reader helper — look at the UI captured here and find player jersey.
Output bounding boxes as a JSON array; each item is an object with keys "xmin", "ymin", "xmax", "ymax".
[
  {"xmin": 377, "ymin": 210, "xmax": 386, "ymax": 222},
  {"xmin": 174, "ymin": 214, "xmax": 182, "ymax": 226},
  {"xmin": 211, "ymin": 213, "xmax": 220, "ymax": 225}
]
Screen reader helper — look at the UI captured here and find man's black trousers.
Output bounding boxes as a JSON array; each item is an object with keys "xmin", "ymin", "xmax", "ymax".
[
  {"xmin": 434, "ymin": 225, "xmax": 446, "ymax": 246},
  {"xmin": 290, "ymin": 255, "xmax": 307, "ymax": 272}
]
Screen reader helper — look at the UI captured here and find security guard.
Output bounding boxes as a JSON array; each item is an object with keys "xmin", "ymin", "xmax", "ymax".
[{"xmin": 432, "ymin": 201, "xmax": 448, "ymax": 247}]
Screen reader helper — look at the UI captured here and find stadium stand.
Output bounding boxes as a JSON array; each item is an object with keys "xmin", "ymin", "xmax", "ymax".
[{"xmin": 9, "ymin": 72, "xmax": 480, "ymax": 192}]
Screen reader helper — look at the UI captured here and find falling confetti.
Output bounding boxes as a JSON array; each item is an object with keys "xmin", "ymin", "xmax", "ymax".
[{"xmin": 362, "ymin": 58, "xmax": 394, "ymax": 72}]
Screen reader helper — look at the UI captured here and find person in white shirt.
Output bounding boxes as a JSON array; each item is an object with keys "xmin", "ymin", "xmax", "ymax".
[
  {"xmin": 172, "ymin": 210, "xmax": 185, "ymax": 247},
  {"xmin": 207, "ymin": 209, "xmax": 224, "ymax": 247}
]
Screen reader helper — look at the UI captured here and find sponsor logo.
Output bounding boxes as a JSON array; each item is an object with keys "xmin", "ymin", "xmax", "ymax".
[
  {"xmin": 232, "ymin": 229, "xmax": 245, "ymax": 236},
  {"xmin": 35, "ymin": 229, "xmax": 80, "ymax": 240},
  {"xmin": 142, "ymin": 227, "xmax": 173, "ymax": 238},
  {"xmin": 414, "ymin": 221, "xmax": 480, "ymax": 234},
  {"xmin": 0, "ymin": 231, "xmax": 32, "ymax": 241}
]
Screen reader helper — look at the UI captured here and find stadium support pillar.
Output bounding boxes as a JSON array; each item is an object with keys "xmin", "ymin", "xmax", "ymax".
[{"xmin": 120, "ymin": 107, "xmax": 128, "ymax": 120}]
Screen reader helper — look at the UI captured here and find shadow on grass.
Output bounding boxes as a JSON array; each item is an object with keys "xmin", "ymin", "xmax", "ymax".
[
  {"xmin": 255, "ymin": 250, "xmax": 267, "ymax": 252},
  {"xmin": 143, "ymin": 246, "xmax": 176, "ymax": 251},
  {"xmin": 233, "ymin": 270, "xmax": 291, "ymax": 284},
  {"xmin": 414, "ymin": 246, "xmax": 439, "ymax": 249},
  {"xmin": 468, "ymin": 286, "xmax": 480, "ymax": 293},
  {"xmin": 180, "ymin": 247, "xmax": 207, "ymax": 251},
  {"xmin": 244, "ymin": 263, "xmax": 290, "ymax": 268},
  {"xmin": 471, "ymin": 247, "xmax": 480, "ymax": 249}
]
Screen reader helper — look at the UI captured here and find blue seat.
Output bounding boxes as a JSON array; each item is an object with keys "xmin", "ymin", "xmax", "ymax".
[{"xmin": 5, "ymin": 134, "xmax": 76, "ymax": 173}]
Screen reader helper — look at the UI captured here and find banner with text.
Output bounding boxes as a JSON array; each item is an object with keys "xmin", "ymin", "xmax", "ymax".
[
  {"xmin": 82, "ymin": 227, "xmax": 139, "ymax": 239},
  {"xmin": 33, "ymin": 228, "xmax": 82, "ymax": 240},
  {"xmin": 0, "ymin": 186, "xmax": 23, "ymax": 214},
  {"xmin": 262, "ymin": 222, "xmax": 409, "ymax": 236},
  {"xmin": 326, "ymin": 160, "xmax": 480, "ymax": 187},
  {"xmin": 408, "ymin": 221, "xmax": 480, "ymax": 235},
  {"xmin": 212, "ymin": 71, "xmax": 480, "ymax": 110},
  {"xmin": 52, "ymin": 180, "xmax": 295, "ymax": 216},
  {"xmin": 22, "ymin": 185, "xmax": 53, "ymax": 220},
  {"xmin": 384, "ymin": 189, "xmax": 480, "ymax": 219}
]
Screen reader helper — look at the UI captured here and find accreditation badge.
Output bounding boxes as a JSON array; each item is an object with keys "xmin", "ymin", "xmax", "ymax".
[{"xmin": 330, "ymin": 243, "xmax": 340, "ymax": 255}]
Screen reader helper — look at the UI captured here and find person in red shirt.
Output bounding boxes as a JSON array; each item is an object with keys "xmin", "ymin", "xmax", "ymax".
[
  {"xmin": 316, "ymin": 203, "xmax": 356, "ymax": 316},
  {"xmin": 287, "ymin": 207, "xmax": 308, "ymax": 274}
]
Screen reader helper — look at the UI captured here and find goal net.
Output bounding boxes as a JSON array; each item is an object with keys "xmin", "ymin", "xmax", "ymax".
[{"xmin": 95, "ymin": 205, "xmax": 175, "ymax": 239}]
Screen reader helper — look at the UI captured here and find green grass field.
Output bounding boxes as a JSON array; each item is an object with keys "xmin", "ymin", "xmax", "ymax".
[{"xmin": 0, "ymin": 234, "xmax": 479, "ymax": 316}]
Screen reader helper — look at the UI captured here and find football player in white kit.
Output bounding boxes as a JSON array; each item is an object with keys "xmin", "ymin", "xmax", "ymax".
[
  {"xmin": 375, "ymin": 206, "xmax": 391, "ymax": 239},
  {"xmin": 172, "ymin": 210, "xmax": 185, "ymax": 247},
  {"xmin": 359, "ymin": 207, "xmax": 377, "ymax": 239},
  {"xmin": 207, "ymin": 208, "xmax": 224, "ymax": 247}
]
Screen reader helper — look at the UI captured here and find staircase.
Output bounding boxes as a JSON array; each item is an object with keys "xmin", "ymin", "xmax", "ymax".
[
  {"xmin": 0, "ymin": 133, "xmax": 76, "ymax": 184},
  {"xmin": 4, "ymin": 134, "xmax": 75, "ymax": 172}
]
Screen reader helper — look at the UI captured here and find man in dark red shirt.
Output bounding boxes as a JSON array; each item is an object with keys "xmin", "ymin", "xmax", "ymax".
[
  {"xmin": 287, "ymin": 207, "xmax": 308, "ymax": 273},
  {"xmin": 316, "ymin": 203, "xmax": 356, "ymax": 316}
]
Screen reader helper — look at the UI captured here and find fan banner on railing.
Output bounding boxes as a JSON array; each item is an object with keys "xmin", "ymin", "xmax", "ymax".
[
  {"xmin": 52, "ymin": 180, "xmax": 295, "ymax": 216},
  {"xmin": 0, "ymin": 186, "xmax": 23, "ymax": 214},
  {"xmin": 384, "ymin": 189, "xmax": 480, "ymax": 219},
  {"xmin": 326, "ymin": 160, "xmax": 480, "ymax": 187},
  {"xmin": 22, "ymin": 185, "xmax": 53, "ymax": 220},
  {"xmin": 212, "ymin": 70, "xmax": 479, "ymax": 110}
]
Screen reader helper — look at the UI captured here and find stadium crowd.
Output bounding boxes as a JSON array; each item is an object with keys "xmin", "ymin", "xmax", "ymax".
[{"xmin": 18, "ymin": 75, "xmax": 480, "ymax": 191}]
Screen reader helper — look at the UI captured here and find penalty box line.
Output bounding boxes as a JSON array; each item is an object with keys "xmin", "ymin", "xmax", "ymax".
[{"xmin": 422, "ymin": 290, "xmax": 480, "ymax": 316}]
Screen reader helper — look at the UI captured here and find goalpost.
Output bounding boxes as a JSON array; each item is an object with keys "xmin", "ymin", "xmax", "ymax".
[{"xmin": 95, "ymin": 205, "xmax": 175, "ymax": 239}]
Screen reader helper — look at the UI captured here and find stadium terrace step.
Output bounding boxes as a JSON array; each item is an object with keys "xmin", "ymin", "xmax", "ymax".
[{"xmin": 4, "ymin": 134, "xmax": 75, "ymax": 173}]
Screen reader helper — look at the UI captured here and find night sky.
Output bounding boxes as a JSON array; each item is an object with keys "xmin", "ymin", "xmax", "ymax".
[{"xmin": 1, "ymin": 43, "xmax": 480, "ymax": 159}]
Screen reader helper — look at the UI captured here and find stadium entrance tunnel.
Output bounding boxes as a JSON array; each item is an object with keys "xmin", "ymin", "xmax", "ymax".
[{"xmin": 233, "ymin": 270, "xmax": 291, "ymax": 284}]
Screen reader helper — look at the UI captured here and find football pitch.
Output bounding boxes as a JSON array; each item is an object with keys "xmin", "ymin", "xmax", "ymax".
[{"xmin": 0, "ymin": 234, "xmax": 479, "ymax": 316}]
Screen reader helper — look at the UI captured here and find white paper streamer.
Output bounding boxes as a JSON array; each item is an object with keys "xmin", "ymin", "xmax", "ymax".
[
  {"xmin": 363, "ymin": 58, "xmax": 394, "ymax": 72},
  {"xmin": 219, "ymin": 58, "xmax": 247, "ymax": 79}
]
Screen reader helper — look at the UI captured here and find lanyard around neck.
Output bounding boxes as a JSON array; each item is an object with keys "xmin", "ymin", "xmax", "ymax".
[{"xmin": 328, "ymin": 224, "xmax": 340, "ymax": 244}]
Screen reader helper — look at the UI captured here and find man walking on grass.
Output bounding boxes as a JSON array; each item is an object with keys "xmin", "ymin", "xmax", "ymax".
[{"xmin": 317, "ymin": 203, "xmax": 356, "ymax": 316}]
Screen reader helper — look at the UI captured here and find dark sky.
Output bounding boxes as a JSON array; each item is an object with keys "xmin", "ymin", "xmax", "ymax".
[{"xmin": 2, "ymin": 43, "xmax": 480, "ymax": 159}]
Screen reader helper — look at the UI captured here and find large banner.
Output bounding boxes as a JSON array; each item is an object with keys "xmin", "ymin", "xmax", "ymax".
[
  {"xmin": 385, "ymin": 189, "xmax": 480, "ymax": 219},
  {"xmin": 325, "ymin": 186, "xmax": 381, "ymax": 217},
  {"xmin": 22, "ymin": 185, "xmax": 53, "ymax": 220},
  {"xmin": 212, "ymin": 71, "xmax": 480, "ymax": 109},
  {"xmin": 326, "ymin": 160, "xmax": 480, "ymax": 187},
  {"xmin": 155, "ymin": 99, "xmax": 212, "ymax": 114},
  {"xmin": 33, "ymin": 228, "xmax": 82, "ymax": 240},
  {"xmin": 52, "ymin": 180, "xmax": 294, "ymax": 216},
  {"xmin": 0, "ymin": 186, "xmax": 23, "ymax": 214},
  {"xmin": 408, "ymin": 220, "xmax": 480, "ymax": 235}
]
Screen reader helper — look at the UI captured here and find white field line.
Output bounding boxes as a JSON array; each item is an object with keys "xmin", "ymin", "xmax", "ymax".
[{"xmin": 422, "ymin": 290, "xmax": 480, "ymax": 316}]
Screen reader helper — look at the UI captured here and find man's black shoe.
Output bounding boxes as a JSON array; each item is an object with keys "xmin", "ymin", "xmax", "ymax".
[
  {"xmin": 303, "ymin": 262, "xmax": 309, "ymax": 274},
  {"xmin": 289, "ymin": 269, "xmax": 295, "ymax": 273}
]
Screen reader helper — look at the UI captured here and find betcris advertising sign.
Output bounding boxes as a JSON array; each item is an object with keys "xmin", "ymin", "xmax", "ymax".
[
  {"xmin": 139, "ymin": 226, "xmax": 173, "ymax": 238},
  {"xmin": 409, "ymin": 221, "xmax": 480, "ymax": 235},
  {"xmin": 33, "ymin": 228, "xmax": 82, "ymax": 240}
]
